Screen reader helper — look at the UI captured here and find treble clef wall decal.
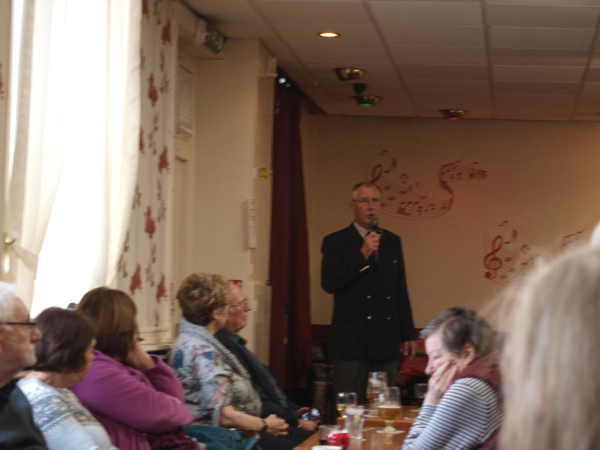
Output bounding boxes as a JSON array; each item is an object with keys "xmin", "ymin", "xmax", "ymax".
[{"xmin": 483, "ymin": 235, "xmax": 503, "ymax": 280}]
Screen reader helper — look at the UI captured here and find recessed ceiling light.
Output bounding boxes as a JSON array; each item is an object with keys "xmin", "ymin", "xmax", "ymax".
[
  {"xmin": 319, "ymin": 32, "xmax": 339, "ymax": 38},
  {"xmin": 439, "ymin": 109, "xmax": 468, "ymax": 120},
  {"xmin": 354, "ymin": 95, "xmax": 381, "ymax": 107}
]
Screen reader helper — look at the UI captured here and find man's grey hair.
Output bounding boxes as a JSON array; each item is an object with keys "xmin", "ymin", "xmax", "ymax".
[
  {"xmin": 0, "ymin": 282, "xmax": 20, "ymax": 324},
  {"xmin": 350, "ymin": 182, "xmax": 382, "ymax": 201}
]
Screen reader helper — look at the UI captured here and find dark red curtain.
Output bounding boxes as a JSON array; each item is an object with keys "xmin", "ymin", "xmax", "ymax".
[{"xmin": 268, "ymin": 78, "xmax": 312, "ymax": 391}]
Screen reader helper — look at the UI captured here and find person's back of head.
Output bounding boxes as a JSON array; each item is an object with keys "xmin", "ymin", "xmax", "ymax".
[{"xmin": 500, "ymin": 246, "xmax": 600, "ymax": 450}]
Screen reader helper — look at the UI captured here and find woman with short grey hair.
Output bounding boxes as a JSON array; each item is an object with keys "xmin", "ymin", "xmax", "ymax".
[{"xmin": 403, "ymin": 307, "xmax": 502, "ymax": 450}]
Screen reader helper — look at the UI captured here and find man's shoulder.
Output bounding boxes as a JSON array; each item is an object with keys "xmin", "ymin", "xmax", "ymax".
[{"xmin": 323, "ymin": 224, "xmax": 355, "ymax": 242}]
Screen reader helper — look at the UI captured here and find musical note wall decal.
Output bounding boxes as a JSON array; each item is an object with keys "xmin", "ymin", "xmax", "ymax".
[
  {"xmin": 365, "ymin": 155, "xmax": 487, "ymax": 220},
  {"xmin": 482, "ymin": 224, "xmax": 590, "ymax": 286}
]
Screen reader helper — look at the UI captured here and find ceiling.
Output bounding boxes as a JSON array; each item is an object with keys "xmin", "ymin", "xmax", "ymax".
[{"xmin": 183, "ymin": 0, "xmax": 600, "ymax": 121}]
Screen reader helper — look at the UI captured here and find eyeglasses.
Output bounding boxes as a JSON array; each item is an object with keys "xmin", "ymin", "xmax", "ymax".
[
  {"xmin": 228, "ymin": 299, "xmax": 250, "ymax": 309},
  {"xmin": 353, "ymin": 198, "xmax": 380, "ymax": 205},
  {"xmin": 4, "ymin": 321, "xmax": 37, "ymax": 332}
]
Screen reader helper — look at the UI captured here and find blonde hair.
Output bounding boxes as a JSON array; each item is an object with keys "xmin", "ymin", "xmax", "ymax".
[
  {"xmin": 177, "ymin": 273, "xmax": 230, "ymax": 326},
  {"xmin": 499, "ymin": 246, "xmax": 600, "ymax": 450}
]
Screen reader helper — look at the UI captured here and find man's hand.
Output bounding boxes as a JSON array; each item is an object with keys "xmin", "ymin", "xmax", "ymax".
[
  {"xmin": 360, "ymin": 231, "xmax": 381, "ymax": 260},
  {"xmin": 295, "ymin": 407, "xmax": 310, "ymax": 417},
  {"xmin": 424, "ymin": 360, "xmax": 459, "ymax": 406},
  {"xmin": 298, "ymin": 419, "xmax": 319, "ymax": 431},
  {"xmin": 402, "ymin": 340, "xmax": 417, "ymax": 357}
]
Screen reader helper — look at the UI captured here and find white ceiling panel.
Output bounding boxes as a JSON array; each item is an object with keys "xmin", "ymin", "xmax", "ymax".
[
  {"xmin": 494, "ymin": 81, "xmax": 580, "ymax": 95},
  {"xmin": 486, "ymin": 4, "xmax": 600, "ymax": 28},
  {"xmin": 485, "ymin": 0, "xmax": 600, "ymax": 6},
  {"xmin": 381, "ymin": 26, "xmax": 485, "ymax": 48},
  {"xmin": 369, "ymin": 2, "xmax": 482, "ymax": 27},
  {"xmin": 291, "ymin": 42, "xmax": 389, "ymax": 61},
  {"xmin": 490, "ymin": 27, "xmax": 595, "ymax": 50},
  {"xmin": 412, "ymin": 93, "xmax": 494, "ymax": 118},
  {"xmin": 186, "ymin": 0, "xmax": 600, "ymax": 120},
  {"xmin": 493, "ymin": 65, "xmax": 585, "ymax": 82},
  {"xmin": 183, "ymin": 0, "xmax": 264, "ymax": 23},
  {"xmin": 303, "ymin": 59, "xmax": 396, "ymax": 77},
  {"xmin": 495, "ymin": 94, "xmax": 576, "ymax": 119},
  {"xmin": 272, "ymin": 23, "xmax": 380, "ymax": 45},
  {"xmin": 398, "ymin": 64, "xmax": 489, "ymax": 80},
  {"xmin": 263, "ymin": 40, "xmax": 297, "ymax": 61},
  {"xmin": 390, "ymin": 46, "xmax": 487, "ymax": 65},
  {"xmin": 253, "ymin": 1, "xmax": 370, "ymax": 23},
  {"xmin": 405, "ymin": 79, "xmax": 490, "ymax": 94},
  {"xmin": 573, "ymin": 96, "xmax": 600, "ymax": 114},
  {"xmin": 585, "ymin": 67, "xmax": 600, "ymax": 81},
  {"xmin": 314, "ymin": 76, "xmax": 405, "ymax": 91},
  {"xmin": 218, "ymin": 23, "xmax": 279, "ymax": 39},
  {"xmin": 490, "ymin": 48, "xmax": 590, "ymax": 66},
  {"xmin": 581, "ymin": 82, "xmax": 600, "ymax": 96},
  {"xmin": 324, "ymin": 87, "xmax": 409, "ymax": 102}
]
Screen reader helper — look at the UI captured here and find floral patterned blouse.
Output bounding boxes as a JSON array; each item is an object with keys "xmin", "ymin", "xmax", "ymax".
[{"xmin": 170, "ymin": 318, "xmax": 262, "ymax": 426}]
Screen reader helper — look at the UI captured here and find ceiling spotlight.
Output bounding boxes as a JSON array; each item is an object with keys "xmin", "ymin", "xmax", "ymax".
[
  {"xmin": 352, "ymin": 83, "xmax": 380, "ymax": 107},
  {"xmin": 439, "ymin": 109, "xmax": 468, "ymax": 120},
  {"xmin": 319, "ymin": 32, "xmax": 339, "ymax": 38},
  {"xmin": 334, "ymin": 67, "xmax": 366, "ymax": 81}
]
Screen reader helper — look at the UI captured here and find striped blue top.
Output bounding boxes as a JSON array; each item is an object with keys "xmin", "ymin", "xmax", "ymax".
[{"xmin": 402, "ymin": 378, "xmax": 502, "ymax": 450}]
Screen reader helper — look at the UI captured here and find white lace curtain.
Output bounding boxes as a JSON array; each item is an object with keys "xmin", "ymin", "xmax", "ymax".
[{"xmin": 7, "ymin": 0, "xmax": 141, "ymax": 315}]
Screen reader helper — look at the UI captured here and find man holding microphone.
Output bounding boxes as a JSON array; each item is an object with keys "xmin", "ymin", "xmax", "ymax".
[{"xmin": 321, "ymin": 182, "xmax": 416, "ymax": 402}]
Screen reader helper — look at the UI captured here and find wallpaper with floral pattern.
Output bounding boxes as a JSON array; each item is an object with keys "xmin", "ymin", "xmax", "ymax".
[{"xmin": 117, "ymin": 0, "xmax": 174, "ymax": 336}]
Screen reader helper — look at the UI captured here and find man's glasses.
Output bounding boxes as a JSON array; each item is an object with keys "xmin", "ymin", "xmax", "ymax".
[
  {"xmin": 353, "ymin": 198, "xmax": 380, "ymax": 205},
  {"xmin": 4, "ymin": 321, "xmax": 37, "ymax": 332}
]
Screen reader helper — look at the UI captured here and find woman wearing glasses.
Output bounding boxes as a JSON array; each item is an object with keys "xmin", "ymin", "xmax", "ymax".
[{"xmin": 18, "ymin": 307, "xmax": 118, "ymax": 450}]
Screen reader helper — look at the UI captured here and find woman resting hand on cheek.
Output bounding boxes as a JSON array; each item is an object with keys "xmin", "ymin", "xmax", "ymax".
[{"xmin": 403, "ymin": 308, "xmax": 502, "ymax": 450}]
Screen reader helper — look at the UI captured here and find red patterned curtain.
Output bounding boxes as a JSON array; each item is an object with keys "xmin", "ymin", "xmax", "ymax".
[{"xmin": 268, "ymin": 78, "xmax": 312, "ymax": 390}]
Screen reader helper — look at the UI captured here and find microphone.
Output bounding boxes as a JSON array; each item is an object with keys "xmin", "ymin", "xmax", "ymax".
[{"xmin": 370, "ymin": 217, "xmax": 380, "ymax": 234}]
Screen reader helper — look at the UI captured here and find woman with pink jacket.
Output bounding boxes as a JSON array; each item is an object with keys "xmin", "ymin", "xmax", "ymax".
[{"xmin": 70, "ymin": 287, "xmax": 196, "ymax": 450}]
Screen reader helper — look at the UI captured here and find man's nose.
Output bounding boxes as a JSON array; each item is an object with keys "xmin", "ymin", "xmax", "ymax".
[{"xmin": 30, "ymin": 327, "xmax": 41, "ymax": 343}]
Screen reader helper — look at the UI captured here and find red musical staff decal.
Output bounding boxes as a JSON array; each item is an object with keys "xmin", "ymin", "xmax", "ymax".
[{"xmin": 365, "ymin": 156, "xmax": 487, "ymax": 220}]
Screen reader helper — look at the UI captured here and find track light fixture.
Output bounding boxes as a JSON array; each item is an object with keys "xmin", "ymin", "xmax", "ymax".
[{"xmin": 334, "ymin": 67, "xmax": 366, "ymax": 81}]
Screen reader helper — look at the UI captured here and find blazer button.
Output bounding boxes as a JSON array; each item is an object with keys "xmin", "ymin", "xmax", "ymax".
[
  {"xmin": 366, "ymin": 295, "xmax": 371, "ymax": 299},
  {"xmin": 386, "ymin": 296, "xmax": 391, "ymax": 300},
  {"xmin": 386, "ymin": 317, "xmax": 391, "ymax": 320},
  {"xmin": 367, "ymin": 316, "xmax": 372, "ymax": 320}
]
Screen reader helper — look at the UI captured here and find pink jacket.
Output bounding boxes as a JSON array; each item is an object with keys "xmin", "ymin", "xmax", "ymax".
[{"xmin": 70, "ymin": 350, "xmax": 193, "ymax": 450}]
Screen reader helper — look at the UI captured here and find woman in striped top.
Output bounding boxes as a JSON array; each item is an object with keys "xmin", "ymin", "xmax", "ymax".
[{"xmin": 403, "ymin": 308, "xmax": 502, "ymax": 450}]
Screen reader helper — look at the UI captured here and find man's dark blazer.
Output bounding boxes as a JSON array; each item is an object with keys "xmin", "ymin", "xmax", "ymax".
[{"xmin": 321, "ymin": 223, "xmax": 415, "ymax": 361}]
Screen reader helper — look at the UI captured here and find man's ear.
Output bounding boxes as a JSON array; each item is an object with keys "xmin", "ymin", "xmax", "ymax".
[{"xmin": 462, "ymin": 343, "xmax": 476, "ymax": 365}]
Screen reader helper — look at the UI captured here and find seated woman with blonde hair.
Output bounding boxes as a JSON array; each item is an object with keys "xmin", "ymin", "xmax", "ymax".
[
  {"xmin": 500, "ymin": 246, "xmax": 600, "ymax": 450},
  {"xmin": 403, "ymin": 307, "xmax": 502, "ymax": 450},
  {"xmin": 70, "ymin": 287, "xmax": 197, "ymax": 450},
  {"xmin": 171, "ymin": 273, "xmax": 301, "ymax": 450},
  {"xmin": 18, "ymin": 307, "xmax": 117, "ymax": 450}
]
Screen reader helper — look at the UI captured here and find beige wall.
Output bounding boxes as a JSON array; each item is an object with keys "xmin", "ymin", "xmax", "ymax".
[
  {"xmin": 303, "ymin": 114, "xmax": 600, "ymax": 327},
  {"xmin": 191, "ymin": 38, "xmax": 274, "ymax": 361}
]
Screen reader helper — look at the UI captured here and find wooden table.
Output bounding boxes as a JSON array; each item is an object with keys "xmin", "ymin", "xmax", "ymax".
[{"xmin": 295, "ymin": 423, "xmax": 413, "ymax": 450}]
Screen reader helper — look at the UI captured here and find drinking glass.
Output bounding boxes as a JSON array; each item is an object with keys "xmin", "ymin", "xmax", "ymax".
[
  {"xmin": 377, "ymin": 387, "xmax": 403, "ymax": 434},
  {"xmin": 336, "ymin": 392, "xmax": 357, "ymax": 419},
  {"xmin": 345, "ymin": 405, "xmax": 365, "ymax": 440},
  {"xmin": 318, "ymin": 424, "xmax": 341, "ymax": 445},
  {"xmin": 366, "ymin": 372, "xmax": 387, "ymax": 416},
  {"xmin": 411, "ymin": 383, "xmax": 428, "ymax": 412}
]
